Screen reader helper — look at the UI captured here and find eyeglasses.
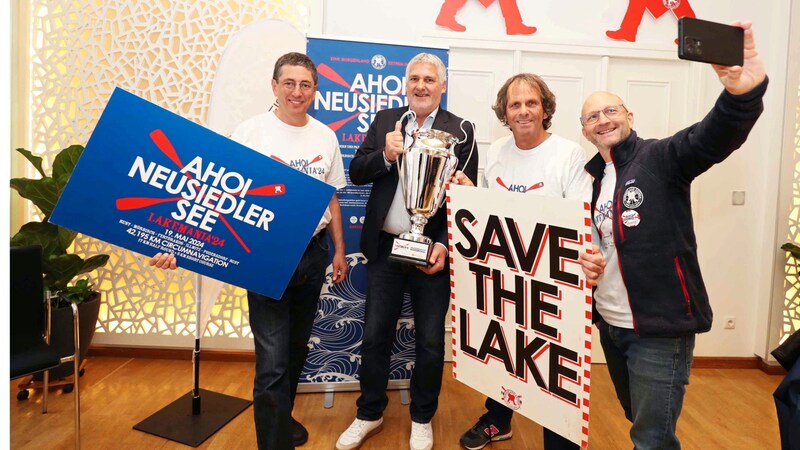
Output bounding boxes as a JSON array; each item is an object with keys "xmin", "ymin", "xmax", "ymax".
[
  {"xmin": 580, "ymin": 105, "xmax": 626, "ymax": 126},
  {"xmin": 279, "ymin": 80, "xmax": 314, "ymax": 92}
]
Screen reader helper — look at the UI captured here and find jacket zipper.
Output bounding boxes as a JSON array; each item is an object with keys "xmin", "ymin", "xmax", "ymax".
[
  {"xmin": 674, "ymin": 257, "xmax": 693, "ymax": 316},
  {"xmin": 609, "ymin": 153, "xmax": 637, "ymax": 334}
]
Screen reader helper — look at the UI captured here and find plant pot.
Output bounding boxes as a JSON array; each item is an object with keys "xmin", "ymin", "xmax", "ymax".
[{"xmin": 34, "ymin": 292, "xmax": 101, "ymax": 380}]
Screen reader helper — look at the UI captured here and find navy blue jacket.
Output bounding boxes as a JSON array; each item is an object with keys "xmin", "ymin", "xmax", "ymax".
[
  {"xmin": 775, "ymin": 358, "xmax": 800, "ymax": 450},
  {"xmin": 585, "ymin": 79, "xmax": 767, "ymax": 337}
]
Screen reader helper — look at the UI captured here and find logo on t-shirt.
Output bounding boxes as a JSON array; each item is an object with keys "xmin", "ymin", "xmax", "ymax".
[
  {"xmin": 496, "ymin": 177, "xmax": 544, "ymax": 193},
  {"xmin": 271, "ymin": 154, "xmax": 325, "ymax": 176},
  {"xmin": 594, "ymin": 200, "xmax": 613, "ymax": 228}
]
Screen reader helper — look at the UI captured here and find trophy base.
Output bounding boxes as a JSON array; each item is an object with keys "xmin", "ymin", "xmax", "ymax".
[{"xmin": 388, "ymin": 235, "xmax": 432, "ymax": 267}]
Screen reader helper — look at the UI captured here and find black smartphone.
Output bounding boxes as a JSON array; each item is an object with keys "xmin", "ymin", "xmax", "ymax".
[{"xmin": 678, "ymin": 17, "xmax": 743, "ymax": 67}]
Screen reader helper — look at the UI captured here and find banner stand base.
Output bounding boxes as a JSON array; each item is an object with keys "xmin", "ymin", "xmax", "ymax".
[{"xmin": 133, "ymin": 389, "xmax": 252, "ymax": 447}]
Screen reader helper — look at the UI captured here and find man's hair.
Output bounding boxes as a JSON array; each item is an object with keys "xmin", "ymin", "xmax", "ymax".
[
  {"xmin": 492, "ymin": 73, "xmax": 556, "ymax": 130},
  {"xmin": 272, "ymin": 52, "xmax": 318, "ymax": 86},
  {"xmin": 406, "ymin": 53, "xmax": 447, "ymax": 83}
]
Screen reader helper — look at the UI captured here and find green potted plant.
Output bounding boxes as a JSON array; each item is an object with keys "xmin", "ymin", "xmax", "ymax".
[
  {"xmin": 11, "ymin": 145, "xmax": 110, "ymax": 382},
  {"xmin": 782, "ymin": 242, "xmax": 800, "ymax": 269}
]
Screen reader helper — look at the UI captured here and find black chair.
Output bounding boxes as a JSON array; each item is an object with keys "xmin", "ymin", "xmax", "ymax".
[{"xmin": 10, "ymin": 245, "xmax": 81, "ymax": 448}]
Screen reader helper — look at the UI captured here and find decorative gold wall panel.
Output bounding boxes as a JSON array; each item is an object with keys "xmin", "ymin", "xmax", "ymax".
[
  {"xmin": 784, "ymin": 76, "xmax": 800, "ymax": 340},
  {"xmin": 25, "ymin": 0, "xmax": 309, "ymax": 341}
]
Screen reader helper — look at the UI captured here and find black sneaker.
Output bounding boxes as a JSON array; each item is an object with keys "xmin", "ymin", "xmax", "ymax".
[
  {"xmin": 459, "ymin": 419, "xmax": 512, "ymax": 450},
  {"xmin": 292, "ymin": 418, "xmax": 309, "ymax": 446}
]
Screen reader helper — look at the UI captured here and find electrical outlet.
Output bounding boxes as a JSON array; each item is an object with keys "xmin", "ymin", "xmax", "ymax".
[
  {"xmin": 724, "ymin": 317, "xmax": 736, "ymax": 329},
  {"xmin": 731, "ymin": 191, "xmax": 746, "ymax": 205}
]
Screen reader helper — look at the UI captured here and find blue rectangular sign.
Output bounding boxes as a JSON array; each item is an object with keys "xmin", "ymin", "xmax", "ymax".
[{"xmin": 50, "ymin": 87, "xmax": 335, "ymax": 299}]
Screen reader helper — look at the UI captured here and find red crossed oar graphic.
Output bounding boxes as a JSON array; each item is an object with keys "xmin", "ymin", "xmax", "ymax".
[
  {"xmin": 116, "ymin": 129, "xmax": 288, "ymax": 253},
  {"xmin": 115, "ymin": 182, "xmax": 286, "ymax": 210},
  {"xmin": 150, "ymin": 129, "xmax": 185, "ymax": 168},
  {"xmin": 495, "ymin": 177, "xmax": 544, "ymax": 192},
  {"xmin": 246, "ymin": 184, "xmax": 285, "ymax": 196},
  {"xmin": 318, "ymin": 63, "xmax": 352, "ymax": 89},
  {"xmin": 302, "ymin": 155, "xmax": 323, "ymax": 172},
  {"xmin": 526, "ymin": 181, "xmax": 544, "ymax": 192},
  {"xmin": 116, "ymin": 196, "xmax": 183, "ymax": 210},
  {"xmin": 115, "ymin": 130, "xmax": 193, "ymax": 209},
  {"xmin": 317, "ymin": 63, "xmax": 378, "ymax": 132}
]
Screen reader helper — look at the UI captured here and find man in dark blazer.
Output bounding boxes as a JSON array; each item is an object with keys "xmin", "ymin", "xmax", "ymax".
[{"xmin": 336, "ymin": 53, "xmax": 478, "ymax": 450}]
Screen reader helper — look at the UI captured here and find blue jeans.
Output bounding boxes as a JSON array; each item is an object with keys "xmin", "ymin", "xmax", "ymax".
[
  {"xmin": 483, "ymin": 398, "xmax": 578, "ymax": 450},
  {"xmin": 356, "ymin": 232, "xmax": 451, "ymax": 423},
  {"xmin": 248, "ymin": 232, "xmax": 329, "ymax": 450},
  {"xmin": 598, "ymin": 320, "xmax": 695, "ymax": 450}
]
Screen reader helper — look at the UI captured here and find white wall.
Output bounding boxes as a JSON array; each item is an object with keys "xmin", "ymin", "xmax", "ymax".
[
  {"xmin": 316, "ymin": 0, "xmax": 793, "ymax": 358},
  {"xmin": 689, "ymin": 4, "xmax": 790, "ymax": 359}
]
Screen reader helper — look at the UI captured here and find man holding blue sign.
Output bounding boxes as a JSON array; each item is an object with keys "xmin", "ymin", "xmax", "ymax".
[
  {"xmin": 336, "ymin": 53, "xmax": 477, "ymax": 450},
  {"xmin": 152, "ymin": 52, "xmax": 347, "ymax": 450}
]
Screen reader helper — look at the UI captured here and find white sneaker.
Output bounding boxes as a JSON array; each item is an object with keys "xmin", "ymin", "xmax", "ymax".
[
  {"xmin": 409, "ymin": 421, "xmax": 433, "ymax": 450},
  {"xmin": 336, "ymin": 417, "xmax": 384, "ymax": 450}
]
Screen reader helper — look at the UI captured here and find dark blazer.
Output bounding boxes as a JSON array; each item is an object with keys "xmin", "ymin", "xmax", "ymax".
[{"xmin": 350, "ymin": 107, "xmax": 478, "ymax": 262}]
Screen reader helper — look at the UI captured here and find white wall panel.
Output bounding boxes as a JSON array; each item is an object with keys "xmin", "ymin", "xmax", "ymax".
[
  {"xmin": 447, "ymin": 69, "xmax": 496, "ymax": 145},
  {"xmin": 519, "ymin": 53, "xmax": 603, "ymax": 157},
  {"xmin": 607, "ymin": 58, "xmax": 695, "ymax": 138},
  {"xmin": 448, "ymin": 47, "xmax": 515, "ymax": 172}
]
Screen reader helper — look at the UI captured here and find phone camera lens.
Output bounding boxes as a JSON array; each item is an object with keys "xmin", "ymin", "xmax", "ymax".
[{"xmin": 684, "ymin": 37, "xmax": 701, "ymax": 55}]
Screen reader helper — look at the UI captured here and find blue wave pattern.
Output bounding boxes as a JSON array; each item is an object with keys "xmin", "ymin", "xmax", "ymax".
[{"xmin": 301, "ymin": 253, "xmax": 416, "ymax": 383}]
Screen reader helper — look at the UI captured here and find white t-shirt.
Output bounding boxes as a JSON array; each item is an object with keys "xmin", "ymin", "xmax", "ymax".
[
  {"xmin": 484, "ymin": 133, "xmax": 591, "ymax": 201},
  {"xmin": 592, "ymin": 162, "xmax": 633, "ymax": 328},
  {"xmin": 231, "ymin": 111, "xmax": 347, "ymax": 235}
]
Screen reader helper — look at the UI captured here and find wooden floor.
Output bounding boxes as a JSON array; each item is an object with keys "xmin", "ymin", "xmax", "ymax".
[{"xmin": 10, "ymin": 357, "xmax": 783, "ymax": 449}]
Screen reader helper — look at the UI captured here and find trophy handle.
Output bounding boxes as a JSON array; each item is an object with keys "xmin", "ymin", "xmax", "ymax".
[
  {"xmin": 456, "ymin": 119, "xmax": 477, "ymax": 174},
  {"xmin": 395, "ymin": 109, "xmax": 417, "ymax": 200}
]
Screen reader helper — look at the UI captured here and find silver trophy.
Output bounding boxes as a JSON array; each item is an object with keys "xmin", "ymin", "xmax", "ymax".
[{"xmin": 388, "ymin": 128, "xmax": 460, "ymax": 266}]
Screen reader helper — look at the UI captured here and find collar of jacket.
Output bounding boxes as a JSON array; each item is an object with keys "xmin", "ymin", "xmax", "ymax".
[
  {"xmin": 586, "ymin": 130, "xmax": 638, "ymax": 178},
  {"xmin": 397, "ymin": 107, "xmax": 451, "ymax": 134}
]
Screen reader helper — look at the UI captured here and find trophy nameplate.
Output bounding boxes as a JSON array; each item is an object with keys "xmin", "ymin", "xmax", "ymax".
[{"xmin": 388, "ymin": 235, "xmax": 432, "ymax": 266}]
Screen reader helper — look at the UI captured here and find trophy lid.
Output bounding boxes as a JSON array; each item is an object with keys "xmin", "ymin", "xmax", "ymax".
[{"xmin": 415, "ymin": 129, "xmax": 458, "ymax": 149}]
